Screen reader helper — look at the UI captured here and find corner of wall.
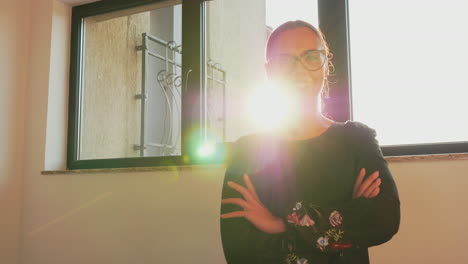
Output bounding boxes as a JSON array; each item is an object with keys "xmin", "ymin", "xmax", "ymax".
[{"xmin": 44, "ymin": 0, "xmax": 72, "ymax": 171}]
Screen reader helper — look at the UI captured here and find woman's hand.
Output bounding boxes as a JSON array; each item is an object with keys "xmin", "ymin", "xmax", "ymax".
[
  {"xmin": 221, "ymin": 174, "xmax": 286, "ymax": 234},
  {"xmin": 353, "ymin": 168, "xmax": 381, "ymax": 199}
]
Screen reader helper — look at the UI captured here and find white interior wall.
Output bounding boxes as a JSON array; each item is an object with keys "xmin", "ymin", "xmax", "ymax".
[
  {"xmin": 45, "ymin": 0, "xmax": 70, "ymax": 171},
  {"xmin": 0, "ymin": 0, "xmax": 467, "ymax": 263}
]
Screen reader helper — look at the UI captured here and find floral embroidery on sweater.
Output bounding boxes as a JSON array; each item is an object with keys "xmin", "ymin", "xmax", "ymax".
[{"xmin": 283, "ymin": 201, "xmax": 352, "ymax": 263}]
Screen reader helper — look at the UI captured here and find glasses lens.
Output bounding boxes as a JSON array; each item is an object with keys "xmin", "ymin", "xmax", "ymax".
[
  {"xmin": 269, "ymin": 55, "xmax": 296, "ymax": 73},
  {"xmin": 302, "ymin": 51, "xmax": 325, "ymax": 70}
]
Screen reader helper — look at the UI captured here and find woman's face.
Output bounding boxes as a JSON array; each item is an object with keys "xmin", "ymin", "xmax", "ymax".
[{"xmin": 266, "ymin": 27, "xmax": 327, "ymax": 102}]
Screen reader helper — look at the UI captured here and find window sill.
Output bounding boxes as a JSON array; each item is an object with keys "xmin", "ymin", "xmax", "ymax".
[
  {"xmin": 41, "ymin": 153, "xmax": 468, "ymax": 174},
  {"xmin": 41, "ymin": 164, "xmax": 226, "ymax": 175},
  {"xmin": 385, "ymin": 153, "xmax": 468, "ymax": 162}
]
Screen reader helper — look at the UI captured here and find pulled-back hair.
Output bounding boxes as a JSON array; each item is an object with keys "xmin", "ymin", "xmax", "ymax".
[
  {"xmin": 265, "ymin": 20, "xmax": 334, "ymax": 99},
  {"xmin": 266, "ymin": 20, "xmax": 331, "ymax": 61}
]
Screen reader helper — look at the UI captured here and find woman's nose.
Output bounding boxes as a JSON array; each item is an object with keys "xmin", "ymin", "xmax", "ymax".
[{"xmin": 291, "ymin": 60, "xmax": 311, "ymax": 78}]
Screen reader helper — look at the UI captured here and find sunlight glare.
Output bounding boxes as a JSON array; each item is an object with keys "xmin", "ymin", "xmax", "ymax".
[{"xmin": 246, "ymin": 81, "xmax": 300, "ymax": 132}]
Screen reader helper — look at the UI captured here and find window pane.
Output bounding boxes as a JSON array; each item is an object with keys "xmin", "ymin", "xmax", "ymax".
[
  {"xmin": 205, "ymin": 0, "xmax": 318, "ymax": 145},
  {"xmin": 80, "ymin": 1, "xmax": 182, "ymax": 160},
  {"xmin": 349, "ymin": 1, "xmax": 468, "ymax": 146}
]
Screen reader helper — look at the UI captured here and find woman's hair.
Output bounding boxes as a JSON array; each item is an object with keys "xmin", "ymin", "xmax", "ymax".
[
  {"xmin": 266, "ymin": 20, "xmax": 331, "ymax": 61},
  {"xmin": 265, "ymin": 20, "xmax": 334, "ymax": 98}
]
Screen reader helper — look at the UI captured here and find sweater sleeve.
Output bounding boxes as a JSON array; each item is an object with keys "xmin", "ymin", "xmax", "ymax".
[
  {"xmin": 283, "ymin": 121, "xmax": 400, "ymax": 254},
  {"xmin": 220, "ymin": 136, "xmax": 290, "ymax": 263}
]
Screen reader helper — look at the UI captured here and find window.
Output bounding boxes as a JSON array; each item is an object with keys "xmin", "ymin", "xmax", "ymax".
[
  {"xmin": 68, "ymin": 0, "xmax": 198, "ymax": 169},
  {"xmin": 347, "ymin": 0, "xmax": 468, "ymax": 155},
  {"xmin": 68, "ymin": 0, "xmax": 325, "ymax": 169},
  {"xmin": 68, "ymin": 0, "xmax": 462, "ymax": 169},
  {"xmin": 317, "ymin": 0, "xmax": 468, "ymax": 156},
  {"xmin": 78, "ymin": 2, "xmax": 182, "ymax": 160}
]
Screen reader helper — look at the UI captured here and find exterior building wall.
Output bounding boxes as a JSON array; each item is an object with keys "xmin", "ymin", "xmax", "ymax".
[
  {"xmin": 206, "ymin": 0, "xmax": 268, "ymax": 142},
  {"xmin": 81, "ymin": 13, "xmax": 149, "ymax": 159}
]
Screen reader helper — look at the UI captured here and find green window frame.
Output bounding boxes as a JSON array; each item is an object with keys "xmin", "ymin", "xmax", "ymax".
[
  {"xmin": 69, "ymin": 0, "xmax": 459, "ymax": 170},
  {"xmin": 67, "ymin": 0, "xmax": 218, "ymax": 169}
]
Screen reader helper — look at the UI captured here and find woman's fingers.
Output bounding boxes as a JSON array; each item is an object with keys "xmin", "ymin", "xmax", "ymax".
[
  {"xmin": 243, "ymin": 174, "xmax": 261, "ymax": 202},
  {"xmin": 369, "ymin": 187, "xmax": 380, "ymax": 198},
  {"xmin": 356, "ymin": 170, "xmax": 380, "ymax": 198},
  {"xmin": 221, "ymin": 176, "xmax": 286, "ymax": 234},
  {"xmin": 220, "ymin": 210, "xmax": 247, "ymax": 219},
  {"xmin": 227, "ymin": 181, "xmax": 255, "ymax": 202},
  {"xmin": 222, "ymin": 198, "xmax": 251, "ymax": 210},
  {"xmin": 352, "ymin": 168, "xmax": 366, "ymax": 198},
  {"xmin": 362, "ymin": 178, "xmax": 381, "ymax": 198}
]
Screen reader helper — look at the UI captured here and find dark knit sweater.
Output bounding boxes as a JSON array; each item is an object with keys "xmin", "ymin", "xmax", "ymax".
[{"xmin": 220, "ymin": 121, "xmax": 400, "ymax": 264}]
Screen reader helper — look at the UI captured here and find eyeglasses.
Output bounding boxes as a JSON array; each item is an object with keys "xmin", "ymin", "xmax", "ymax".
[{"xmin": 267, "ymin": 50, "xmax": 327, "ymax": 73}]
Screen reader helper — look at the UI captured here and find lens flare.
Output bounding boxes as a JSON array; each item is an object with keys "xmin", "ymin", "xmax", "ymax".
[
  {"xmin": 246, "ymin": 81, "xmax": 300, "ymax": 131},
  {"xmin": 188, "ymin": 128, "xmax": 225, "ymax": 163},
  {"xmin": 198, "ymin": 142, "xmax": 215, "ymax": 157}
]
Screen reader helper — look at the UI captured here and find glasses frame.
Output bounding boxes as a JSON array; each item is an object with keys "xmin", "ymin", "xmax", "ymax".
[{"xmin": 267, "ymin": 49, "xmax": 327, "ymax": 73}]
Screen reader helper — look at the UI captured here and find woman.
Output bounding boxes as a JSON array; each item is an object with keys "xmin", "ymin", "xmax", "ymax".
[{"xmin": 220, "ymin": 21, "xmax": 400, "ymax": 264}]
